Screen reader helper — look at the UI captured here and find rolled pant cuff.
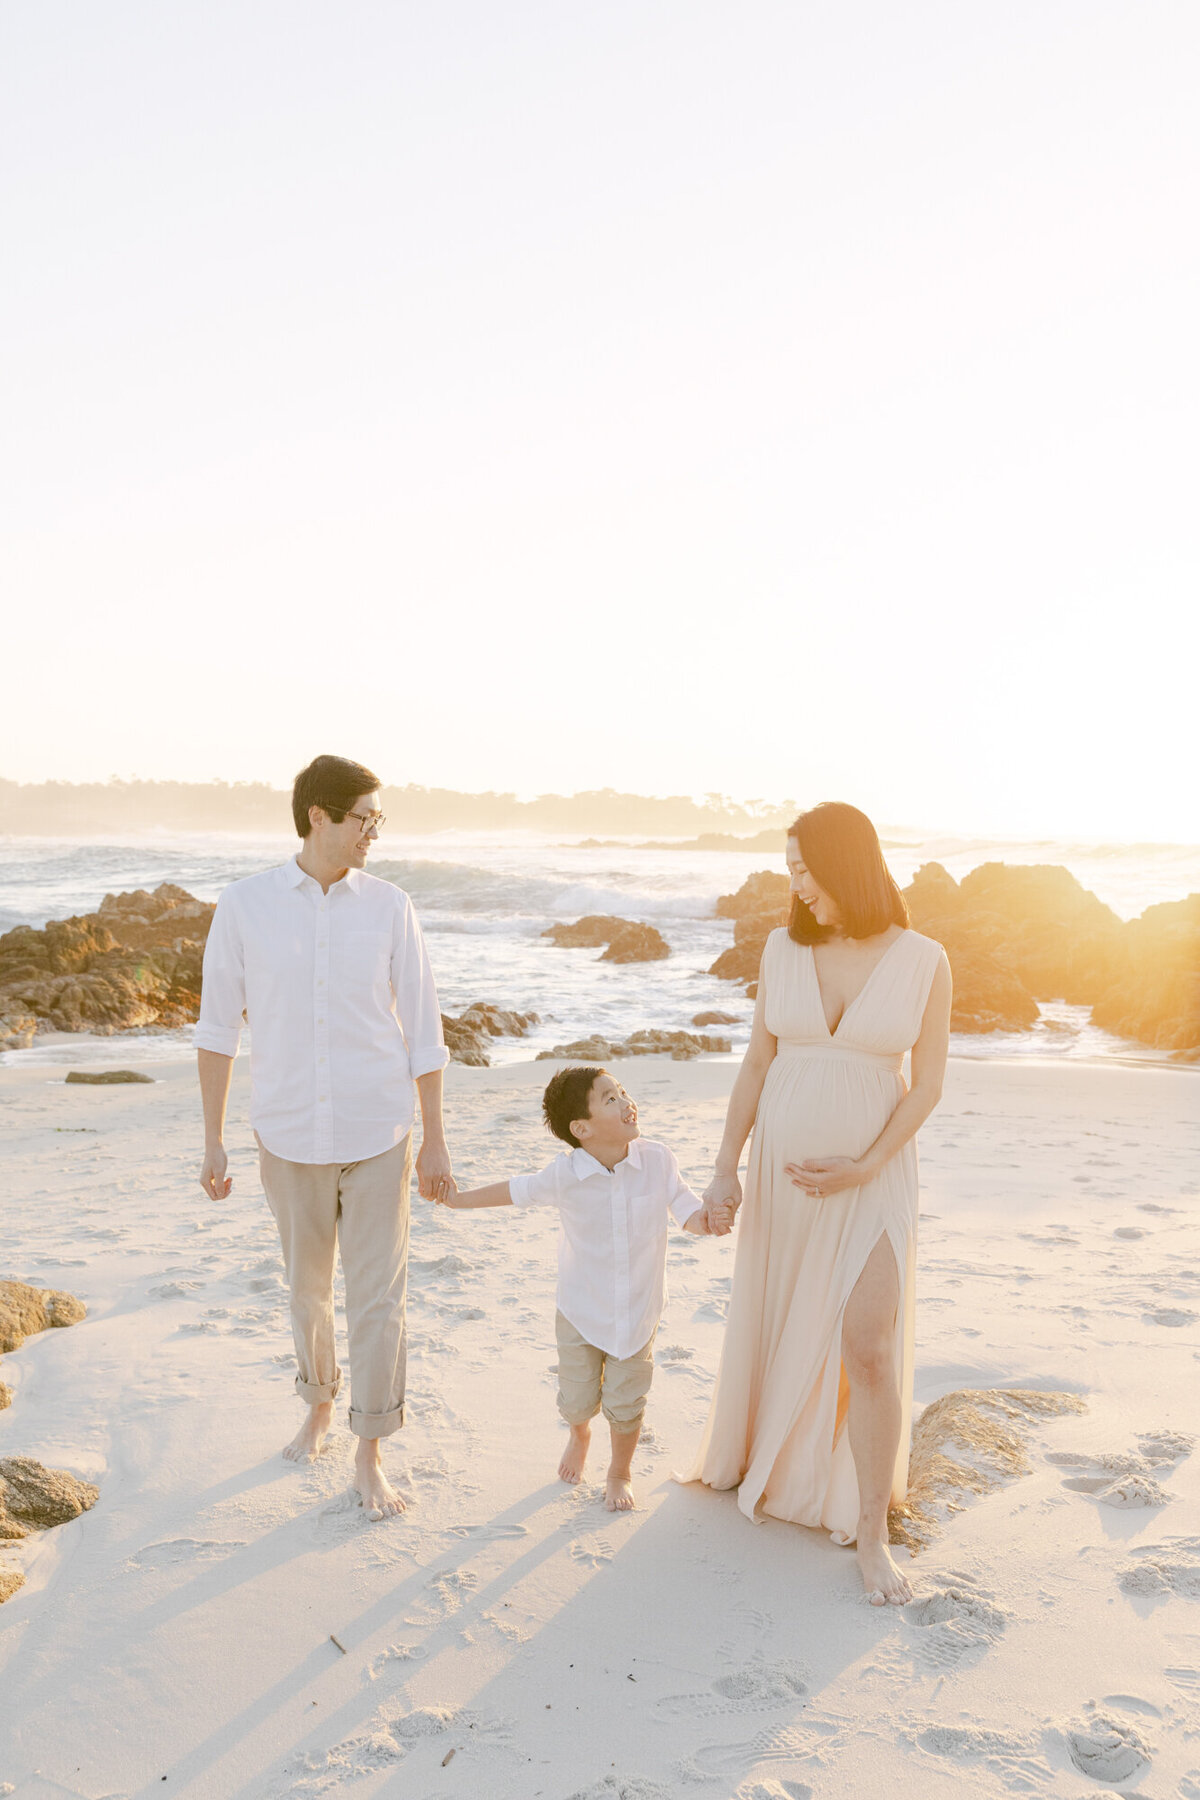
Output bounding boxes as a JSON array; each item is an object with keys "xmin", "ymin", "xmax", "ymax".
[
  {"xmin": 349, "ymin": 1402, "xmax": 405, "ymax": 1439},
  {"xmin": 296, "ymin": 1372, "xmax": 341, "ymax": 1405}
]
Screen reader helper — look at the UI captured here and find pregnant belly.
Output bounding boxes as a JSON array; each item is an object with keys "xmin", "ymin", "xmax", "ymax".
[{"xmin": 755, "ymin": 1053, "xmax": 901, "ymax": 1165}]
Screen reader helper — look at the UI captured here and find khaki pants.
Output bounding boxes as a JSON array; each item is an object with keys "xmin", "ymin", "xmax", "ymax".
[
  {"xmin": 257, "ymin": 1134, "xmax": 412, "ymax": 1439},
  {"xmin": 555, "ymin": 1310, "xmax": 656, "ymax": 1431}
]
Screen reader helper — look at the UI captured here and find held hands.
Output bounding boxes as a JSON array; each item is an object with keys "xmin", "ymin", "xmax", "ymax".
[
  {"xmin": 785, "ymin": 1156, "xmax": 868, "ymax": 1199},
  {"xmin": 701, "ymin": 1169, "xmax": 742, "ymax": 1237},
  {"xmin": 199, "ymin": 1144, "xmax": 232, "ymax": 1202},
  {"xmin": 417, "ymin": 1138, "xmax": 455, "ymax": 1203}
]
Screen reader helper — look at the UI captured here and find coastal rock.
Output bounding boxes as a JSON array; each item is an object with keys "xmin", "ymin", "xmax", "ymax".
[
  {"xmin": 65, "ymin": 1069, "xmax": 155, "ymax": 1085},
  {"xmin": 716, "ymin": 870, "xmax": 790, "ymax": 923},
  {"xmin": 692, "ymin": 1010, "xmax": 739, "ymax": 1027},
  {"xmin": 901, "ymin": 864, "xmax": 1040, "ymax": 1033},
  {"xmin": 0, "ymin": 1380, "xmax": 10, "ymax": 1411},
  {"xmin": 0, "ymin": 883, "xmax": 214, "ymax": 1036},
  {"xmin": 0, "ymin": 1566, "xmax": 23, "ymax": 1602},
  {"xmin": 0, "ymin": 1282, "xmax": 87, "ymax": 1355},
  {"xmin": 536, "ymin": 1029, "xmax": 731, "ymax": 1062},
  {"xmin": 708, "ymin": 911, "xmax": 780, "ymax": 987},
  {"xmin": 1091, "ymin": 894, "xmax": 1200, "ymax": 1051},
  {"xmin": 0, "ymin": 1011, "xmax": 38, "ymax": 1051},
  {"xmin": 0, "ymin": 1456, "xmax": 99, "ymax": 1543},
  {"xmin": 543, "ymin": 916, "xmax": 670, "ymax": 962},
  {"xmin": 441, "ymin": 1002, "xmax": 541, "ymax": 1067}
]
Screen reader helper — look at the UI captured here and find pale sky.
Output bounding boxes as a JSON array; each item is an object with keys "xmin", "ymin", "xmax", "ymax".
[{"xmin": 3, "ymin": 2, "xmax": 1197, "ymax": 840}]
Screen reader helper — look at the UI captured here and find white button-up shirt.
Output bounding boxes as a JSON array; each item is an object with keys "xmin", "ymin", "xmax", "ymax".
[
  {"xmin": 510, "ymin": 1137, "xmax": 702, "ymax": 1359},
  {"xmin": 195, "ymin": 857, "xmax": 449, "ymax": 1164}
]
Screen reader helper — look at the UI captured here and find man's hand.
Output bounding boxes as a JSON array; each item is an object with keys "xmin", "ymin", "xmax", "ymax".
[
  {"xmin": 199, "ymin": 1144, "xmax": 232, "ymax": 1201},
  {"xmin": 416, "ymin": 1137, "xmax": 454, "ymax": 1202}
]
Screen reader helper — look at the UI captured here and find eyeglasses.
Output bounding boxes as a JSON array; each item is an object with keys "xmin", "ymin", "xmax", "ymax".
[{"xmin": 323, "ymin": 806, "xmax": 385, "ymax": 832}]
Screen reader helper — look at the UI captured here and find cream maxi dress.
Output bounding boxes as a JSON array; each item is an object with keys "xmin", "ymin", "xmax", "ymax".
[{"xmin": 685, "ymin": 924, "xmax": 947, "ymax": 1541}]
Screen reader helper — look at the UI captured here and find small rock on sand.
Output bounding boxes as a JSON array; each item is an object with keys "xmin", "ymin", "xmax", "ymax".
[
  {"xmin": 65, "ymin": 1068, "xmax": 154, "ymax": 1084},
  {"xmin": 0, "ymin": 1456, "xmax": 99, "ymax": 1543}
]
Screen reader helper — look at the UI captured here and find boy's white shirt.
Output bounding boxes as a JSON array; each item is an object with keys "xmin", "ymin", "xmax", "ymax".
[{"xmin": 509, "ymin": 1137, "xmax": 701, "ymax": 1359}]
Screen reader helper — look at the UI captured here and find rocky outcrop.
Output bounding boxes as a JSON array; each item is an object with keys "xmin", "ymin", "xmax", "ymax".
[
  {"xmin": 708, "ymin": 873, "xmax": 789, "ymax": 989},
  {"xmin": 0, "ymin": 1566, "xmax": 23, "ymax": 1602},
  {"xmin": 707, "ymin": 859, "xmax": 1199, "ymax": 1049},
  {"xmin": 543, "ymin": 916, "xmax": 670, "ymax": 962},
  {"xmin": 0, "ymin": 1456, "xmax": 99, "ymax": 1542},
  {"xmin": 0, "ymin": 1281, "xmax": 87, "ymax": 1355},
  {"xmin": 536, "ymin": 1028, "xmax": 731, "ymax": 1062},
  {"xmin": 692, "ymin": 1010, "xmax": 739, "ymax": 1027},
  {"xmin": 902, "ymin": 864, "xmax": 1040, "ymax": 1033},
  {"xmin": 1090, "ymin": 895, "xmax": 1200, "ymax": 1052},
  {"xmin": 0, "ymin": 1281, "xmax": 87, "ymax": 1422},
  {"xmin": 65, "ymin": 1069, "xmax": 155, "ymax": 1085},
  {"xmin": 441, "ymin": 1002, "xmax": 540, "ymax": 1067},
  {"xmin": 0, "ymin": 883, "xmax": 214, "ymax": 1036}
]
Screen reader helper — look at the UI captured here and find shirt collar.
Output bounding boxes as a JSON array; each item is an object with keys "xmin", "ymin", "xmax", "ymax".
[
  {"xmin": 570, "ymin": 1137, "xmax": 643, "ymax": 1180},
  {"xmin": 286, "ymin": 854, "xmax": 363, "ymax": 897}
]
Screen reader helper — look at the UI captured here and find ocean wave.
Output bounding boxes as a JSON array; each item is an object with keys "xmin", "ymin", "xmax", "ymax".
[{"xmin": 369, "ymin": 858, "xmax": 719, "ymax": 922}]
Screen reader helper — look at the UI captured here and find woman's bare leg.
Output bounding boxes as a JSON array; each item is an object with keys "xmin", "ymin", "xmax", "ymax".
[{"xmin": 841, "ymin": 1234, "xmax": 912, "ymax": 1605}]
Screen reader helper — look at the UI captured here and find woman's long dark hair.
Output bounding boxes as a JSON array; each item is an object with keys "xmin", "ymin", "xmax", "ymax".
[{"xmin": 786, "ymin": 802, "xmax": 909, "ymax": 944}]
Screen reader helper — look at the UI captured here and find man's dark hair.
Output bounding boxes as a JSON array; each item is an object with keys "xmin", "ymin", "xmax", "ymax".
[
  {"xmin": 292, "ymin": 754, "xmax": 382, "ymax": 837},
  {"xmin": 541, "ymin": 1065, "xmax": 606, "ymax": 1148},
  {"xmin": 786, "ymin": 801, "xmax": 910, "ymax": 944}
]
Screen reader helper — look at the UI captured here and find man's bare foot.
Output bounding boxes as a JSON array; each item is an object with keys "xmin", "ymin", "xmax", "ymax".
[
  {"xmin": 605, "ymin": 1474, "xmax": 636, "ymax": 1512},
  {"xmin": 282, "ymin": 1399, "xmax": 334, "ymax": 1463},
  {"xmin": 857, "ymin": 1536, "xmax": 912, "ymax": 1605},
  {"xmin": 353, "ymin": 1440, "xmax": 405, "ymax": 1519},
  {"xmin": 558, "ymin": 1423, "xmax": 591, "ymax": 1485}
]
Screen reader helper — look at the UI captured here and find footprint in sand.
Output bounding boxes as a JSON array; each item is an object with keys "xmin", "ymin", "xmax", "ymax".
[
  {"xmin": 1050, "ymin": 1430, "xmax": 1192, "ymax": 1508},
  {"xmin": 912, "ymin": 1722, "xmax": 1052, "ymax": 1788},
  {"xmin": 569, "ymin": 1536, "xmax": 615, "ymax": 1569},
  {"xmin": 1145, "ymin": 1307, "xmax": 1197, "ymax": 1327},
  {"xmin": 402, "ymin": 1567, "xmax": 479, "ymax": 1623},
  {"xmin": 1119, "ymin": 1535, "xmax": 1200, "ymax": 1599},
  {"xmin": 657, "ymin": 1659, "xmax": 808, "ymax": 1719},
  {"xmin": 901, "ymin": 1572, "xmax": 1010, "ymax": 1670},
  {"xmin": 445, "ymin": 1521, "xmax": 529, "ymax": 1541},
  {"xmin": 129, "ymin": 1538, "xmax": 247, "ymax": 1567},
  {"xmin": 364, "ymin": 1643, "xmax": 428, "ymax": 1681},
  {"xmin": 565, "ymin": 1777, "xmax": 671, "ymax": 1800},
  {"xmin": 733, "ymin": 1784, "xmax": 813, "ymax": 1800},
  {"xmin": 1062, "ymin": 1707, "xmax": 1153, "ymax": 1785},
  {"xmin": 679, "ymin": 1720, "xmax": 837, "ymax": 1781}
]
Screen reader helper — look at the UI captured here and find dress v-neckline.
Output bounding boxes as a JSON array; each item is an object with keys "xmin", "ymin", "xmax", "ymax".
[{"xmin": 810, "ymin": 930, "xmax": 908, "ymax": 1039}]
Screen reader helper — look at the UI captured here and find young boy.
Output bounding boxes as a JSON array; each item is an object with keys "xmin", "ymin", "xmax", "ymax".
[{"xmin": 437, "ymin": 1066, "xmax": 725, "ymax": 1512}]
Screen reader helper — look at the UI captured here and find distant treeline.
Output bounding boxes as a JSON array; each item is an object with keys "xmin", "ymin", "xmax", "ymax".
[{"xmin": 0, "ymin": 778, "xmax": 799, "ymax": 838}]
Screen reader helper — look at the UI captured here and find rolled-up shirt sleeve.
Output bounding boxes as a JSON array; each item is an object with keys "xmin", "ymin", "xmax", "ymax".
[
  {"xmin": 663, "ymin": 1147, "xmax": 704, "ymax": 1228},
  {"xmin": 194, "ymin": 890, "xmax": 246, "ymax": 1057},
  {"xmin": 392, "ymin": 893, "xmax": 450, "ymax": 1078},
  {"xmin": 510, "ymin": 1158, "xmax": 564, "ymax": 1209}
]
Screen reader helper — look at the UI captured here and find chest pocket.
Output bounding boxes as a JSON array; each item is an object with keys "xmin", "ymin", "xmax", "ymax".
[{"xmin": 334, "ymin": 929, "xmax": 392, "ymax": 1004}]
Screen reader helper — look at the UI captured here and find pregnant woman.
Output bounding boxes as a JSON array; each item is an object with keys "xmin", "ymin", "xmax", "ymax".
[{"xmin": 686, "ymin": 803, "xmax": 951, "ymax": 1604}]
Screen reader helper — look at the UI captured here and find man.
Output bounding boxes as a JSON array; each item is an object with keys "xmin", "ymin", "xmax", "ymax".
[{"xmin": 196, "ymin": 753, "xmax": 453, "ymax": 1518}]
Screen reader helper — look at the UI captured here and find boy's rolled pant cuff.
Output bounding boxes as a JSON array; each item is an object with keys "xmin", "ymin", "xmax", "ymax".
[
  {"xmin": 349, "ymin": 1402, "xmax": 405, "ymax": 1439},
  {"xmin": 296, "ymin": 1371, "xmax": 341, "ymax": 1405}
]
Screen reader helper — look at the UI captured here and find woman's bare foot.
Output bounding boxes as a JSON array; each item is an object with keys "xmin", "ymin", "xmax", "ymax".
[
  {"xmin": 353, "ymin": 1439, "xmax": 405, "ymax": 1519},
  {"xmin": 856, "ymin": 1536, "xmax": 912, "ymax": 1605},
  {"xmin": 558, "ymin": 1423, "xmax": 591, "ymax": 1485},
  {"xmin": 605, "ymin": 1474, "xmax": 636, "ymax": 1512},
  {"xmin": 282, "ymin": 1399, "xmax": 334, "ymax": 1463}
]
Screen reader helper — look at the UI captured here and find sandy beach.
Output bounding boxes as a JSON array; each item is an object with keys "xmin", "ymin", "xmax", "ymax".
[{"xmin": 1, "ymin": 1052, "xmax": 1198, "ymax": 1798}]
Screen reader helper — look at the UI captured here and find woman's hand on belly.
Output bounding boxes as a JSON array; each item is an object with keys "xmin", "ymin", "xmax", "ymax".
[{"xmin": 784, "ymin": 1155, "xmax": 869, "ymax": 1199}]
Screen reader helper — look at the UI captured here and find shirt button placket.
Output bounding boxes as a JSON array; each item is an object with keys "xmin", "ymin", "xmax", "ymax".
[
  {"xmin": 613, "ymin": 1164, "xmax": 631, "ymax": 1355},
  {"xmin": 314, "ymin": 894, "xmax": 332, "ymax": 1161}
]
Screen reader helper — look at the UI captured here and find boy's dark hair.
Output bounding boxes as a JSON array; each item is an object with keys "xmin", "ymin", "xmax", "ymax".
[
  {"xmin": 541, "ymin": 1065, "xmax": 606, "ymax": 1148},
  {"xmin": 292, "ymin": 754, "xmax": 382, "ymax": 837}
]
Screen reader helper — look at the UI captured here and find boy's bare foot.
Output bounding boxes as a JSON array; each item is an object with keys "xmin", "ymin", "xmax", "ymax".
[
  {"xmin": 282, "ymin": 1399, "xmax": 334, "ymax": 1462},
  {"xmin": 605, "ymin": 1474, "xmax": 636, "ymax": 1512},
  {"xmin": 856, "ymin": 1536, "xmax": 912, "ymax": 1605},
  {"xmin": 354, "ymin": 1439, "xmax": 405, "ymax": 1519},
  {"xmin": 558, "ymin": 1423, "xmax": 591, "ymax": 1485}
]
